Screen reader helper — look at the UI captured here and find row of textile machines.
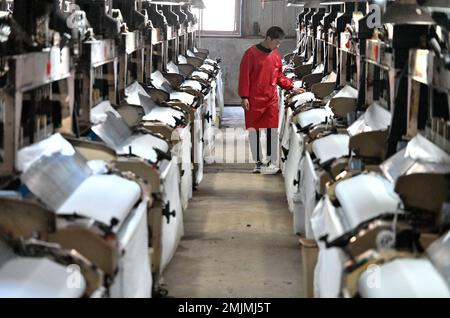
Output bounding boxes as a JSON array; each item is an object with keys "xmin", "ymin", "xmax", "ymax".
[
  {"xmin": 0, "ymin": 0, "xmax": 223, "ymax": 297},
  {"xmin": 279, "ymin": 0, "xmax": 450, "ymax": 297}
]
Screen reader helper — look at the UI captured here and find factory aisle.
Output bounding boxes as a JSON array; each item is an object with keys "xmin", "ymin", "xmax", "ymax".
[{"xmin": 163, "ymin": 107, "xmax": 304, "ymax": 298}]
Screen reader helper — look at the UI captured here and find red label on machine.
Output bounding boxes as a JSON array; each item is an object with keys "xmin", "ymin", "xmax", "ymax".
[
  {"xmin": 340, "ymin": 32, "xmax": 351, "ymax": 50},
  {"xmin": 47, "ymin": 60, "xmax": 51, "ymax": 77}
]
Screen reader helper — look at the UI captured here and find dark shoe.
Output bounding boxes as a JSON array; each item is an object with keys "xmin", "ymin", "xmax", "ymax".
[{"xmin": 252, "ymin": 162, "xmax": 263, "ymax": 174}]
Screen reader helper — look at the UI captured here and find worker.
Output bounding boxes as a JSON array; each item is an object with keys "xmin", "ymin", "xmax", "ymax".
[{"xmin": 239, "ymin": 26, "xmax": 304, "ymax": 174}]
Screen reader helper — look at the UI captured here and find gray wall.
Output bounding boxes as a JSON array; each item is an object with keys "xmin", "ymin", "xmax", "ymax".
[
  {"xmin": 241, "ymin": 0, "xmax": 300, "ymax": 38},
  {"xmin": 199, "ymin": 37, "xmax": 296, "ymax": 105},
  {"xmin": 197, "ymin": 1, "xmax": 301, "ymax": 105}
]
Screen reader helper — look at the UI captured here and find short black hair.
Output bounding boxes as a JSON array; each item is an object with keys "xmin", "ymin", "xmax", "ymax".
[{"xmin": 266, "ymin": 26, "xmax": 285, "ymax": 40}]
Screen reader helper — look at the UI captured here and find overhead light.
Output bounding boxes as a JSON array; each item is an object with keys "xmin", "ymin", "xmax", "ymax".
[
  {"xmin": 286, "ymin": 0, "xmax": 305, "ymax": 7},
  {"xmin": 189, "ymin": 0, "xmax": 205, "ymax": 9},
  {"xmin": 319, "ymin": 1, "xmax": 344, "ymax": 5}
]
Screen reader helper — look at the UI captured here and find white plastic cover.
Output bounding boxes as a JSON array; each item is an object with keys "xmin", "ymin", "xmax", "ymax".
[
  {"xmin": 293, "ymin": 80, "xmax": 303, "ymax": 88},
  {"xmin": 322, "ymin": 72, "xmax": 337, "ymax": 83},
  {"xmin": 86, "ymin": 160, "xmax": 109, "ymax": 175},
  {"xmin": 291, "ymin": 92, "xmax": 315, "ymax": 107},
  {"xmin": 171, "ymin": 126, "xmax": 193, "ymax": 210},
  {"xmin": 125, "ymin": 82, "xmax": 156, "ymax": 113},
  {"xmin": 19, "ymin": 139, "xmax": 92, "ymax": 211},
  {"xmin": 215, "ymin": 70, "xmax": 224, "ymax": 118},
  {"xmin": 284, "ymin": 124, "xmax": 304, "ymax": 214},
  {"xmin": 178, "ymin": 54, "xmax": 188, "ymax": 64},
  {"xmin": 91, "ymin": 101, "xmax": 169, "ymax": 163},
  {"xmin": 124, "ymin": 134, "xmax": 169, "ymax": 162},
  {"xmin": 358, "ymin": 258, "xmax": 450, "ymax": 298},
  {"xmin": 90, "ymin": 100, "xmax": 123, "ymax": 125},
  {"xmin": 151, "ymin": 71, "xmax": 175, "ymax": 94},
  {"xmin": 278, "ymin": 87, "xmax": 285, "ymax": 131},
  {"xmin": 167, "ymin": 61, "xmax": 179, "ymax": 74},
  {"xmin": 427, "ymin": 230, "xmax": 450, "ymax": 283},
  {"xmin": 209, "ymin": 79, "xmax": 218, "ymax": 126},
  {"xmin": 110, "ymin": 200, "xmax": 152, "ymax": 298},
  {"xmin": 0, "ymin": 257, "xmax": 86, "ymax": 298},
  {"xmin": 347, "ymin": 103, "xmax": 392, "ymax": 136},
  {"xmin": 199, "ymin": 64, "xmax": 215, "ymax": 73},
  {"xmin": 280, "ymin": 107, "xmax": 294, "ymax": 169},
  {"xmin": 335, "ymin": 173, "xmax": 402, "ymax": 236},
  {"xmin": 142, "ymin": 107, "xmax": 185, "ymax": 128},
  {"xmin": 187, "ymin": 49, "xmax": 196, "ymax": 57},
  {"xmin": 169, "ymin": 91, "xmax": 196, "ymax": 105},
  {"xmin": 300, "ymin": 152, "xmax": 320, "ymax": 239},
  {"xmin": 297, "ymin": 108, "xmax": 333, "ymax": 128},
  {"xmin": 126, "ymin": 82, "xmax": 187, "ymax": 128},
  {"xmin": 192, "ymin": 71, "xmax": 210, "ymax": 81},
  {"xmin": 312, "ymin": 195, "xmax": 346, "ymax": 245},
  {"xmin": 310, "ymin": 197, "xmax": 346, "ymax": 298},
  {"xmin": 57, "ymin": 174, "xmax": 141, "ymax": 229},
  {"xmin": 181, "ymin": 80, "xmax": 203, "ymax": 92},
  {"xmin": 193, "ymin": 108, "xmax": 204, "ymax": 185},
  {"xmin": 159, "ymin": 160, "xmax": 184, "ymax": 273},
  {"xmin": 325, "ymin": 85, "xmax": 358, "ymax": 109},
  {"xmin": 16, "ymin": 133, "xmax": 75, "ymax": 172},
  {"xmin": 404, "ymin": 133, "xmax": 450, "ymax": 164},
  {"xmin": 314, "ymin": 244, "xmax": 346, "ymax": 298},
  {"xmin": 13, "ymin": 135, "xmax": 151, "ymax": 298},
  {"xmin": 298, "ymin": 83, "xmax": 358, "ymax": 127},
  {"xmin": 312, "ymin": 134, "xmax": 350, "ymax": 164},
  {"xmin": 203, "ymin": 90, "xmax": 216, "ymax": 163},
  {"xmin": 313, "ymin": 63, "xmax": 324, "ymax": 74},
  {"xmin": 204, "ymin": 58, "xmax": 218, "ymax": 66},
  {"xmin": 381, "ymin": 134, "xmax": 450, "ymax": 182}
]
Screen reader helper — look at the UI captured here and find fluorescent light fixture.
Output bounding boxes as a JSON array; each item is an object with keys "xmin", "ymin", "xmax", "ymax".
[
  {"xmin": 189, "ymin": 0, "xmax": 205, "ymax": 9},
  {"xmin": 286, "ymin": 0, "xmax": 306, "ymax": 7},
  {"xmin": 319, "ymin": 1, "xmax": 345, "ymax": 5}
]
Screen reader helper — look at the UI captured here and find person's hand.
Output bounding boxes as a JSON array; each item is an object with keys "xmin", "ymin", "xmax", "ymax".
[
  {"xmin": 292, "ymin": 87, "xmax": 305, "ymax": 94},
  {"xmin": 241, "ymin": 98, "xmax": 250, "ymax": 111}
]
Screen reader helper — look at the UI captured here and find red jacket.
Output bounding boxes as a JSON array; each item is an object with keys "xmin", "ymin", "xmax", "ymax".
[{"xmin": 239, "ymin": 45, "xmax": 293, "ymax": 129}]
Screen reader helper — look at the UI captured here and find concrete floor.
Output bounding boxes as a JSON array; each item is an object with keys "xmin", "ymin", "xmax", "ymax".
[{"xmin": 163, "ymin": 107, "xmax": 304, "ymax": 298}]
